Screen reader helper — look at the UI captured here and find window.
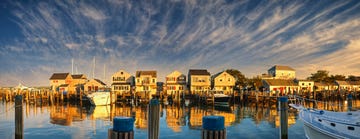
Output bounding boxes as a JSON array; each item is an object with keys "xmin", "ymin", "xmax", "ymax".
[
  {"xmin": 309, "ymin": 83, "xmax": 311, "ymax": 85},
  {"xmin": 228, "ymin": 78, "xmax": 231, "ymax": 82},
  {"xmin": 121, "ymin": 72, "xmax": 123, "ymax": 75},
  {"xmin": 330, "ymin": 123, "xmax": 336, "ymax": 127},
  {"xmin": 220, "ymin": 79, "xmax": 223, "ymax": 82},
  {"xmin": 152, "ymin": 79, "xmax": 155, "ymax": 83},
  {"xmin": 302, "ymin": 83, "xmax": 305, "ymax": 86},
  {"xmin": 348, "ymin": 126, "xmax": 354, "ymax": 130}
]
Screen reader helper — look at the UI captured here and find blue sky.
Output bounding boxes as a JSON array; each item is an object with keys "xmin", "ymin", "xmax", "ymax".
[{"xmin": 0, "ymin": 0, "xmax": 360, "ymax": 87}]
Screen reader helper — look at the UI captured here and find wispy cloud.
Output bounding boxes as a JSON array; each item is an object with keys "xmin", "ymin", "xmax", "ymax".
[{"xmin": 0, "ymin": 0, "xmax": 359, "ymax": 86}]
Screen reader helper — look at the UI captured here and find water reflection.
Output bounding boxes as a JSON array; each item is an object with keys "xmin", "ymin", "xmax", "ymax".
[{"xmin": 1, "ymin": 99, "xmax": 359, "ymax": 138}]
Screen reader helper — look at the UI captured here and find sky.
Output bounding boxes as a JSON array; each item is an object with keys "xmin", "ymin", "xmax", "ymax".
[{"xmin": 0, "ymin": 0, "xmax": 359, "ymax": 87}]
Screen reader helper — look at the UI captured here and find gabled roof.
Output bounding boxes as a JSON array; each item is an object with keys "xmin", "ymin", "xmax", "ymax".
[
  {"xmin": 136, "ymin": 71, "xmax": 157, "ymax": 77},
  {"xmin": 112, "ymin": 82, "xmax": 131, "ymax": 85},
  {"xmin": 189, "ymin": 69, "xmax": 210, "ymax": 76},
  {"xmin": 335, "ymin": 80, "xmax": 350, "ymax": 85},
  {"xmin": 71, "ymin": 74, "xmax": 86, "ymax": 79},
  {"xmin": 263, "ymin": 79, "xmax": 298, "ymax": 86},
  {"xmin": 59, "ymin": 84, "xmax": 69, "ymax": 87},
  {"xmin": 94, "ymin": 79, "xmax": 106, "ymax": 85},
  {"xmin": 49, "ymin": 73, "xmax": 70, "ymax": 80},
  {"xmin": 269, "ymin": 65, "xmax": 295, "ymax": 71},
  {"xmin": 348, "ymin": 81, "xmax": 360, "ymax": 85},
  {"xmin": 211, "ymin": 71, "xmax": 234, "ymax": 79}
]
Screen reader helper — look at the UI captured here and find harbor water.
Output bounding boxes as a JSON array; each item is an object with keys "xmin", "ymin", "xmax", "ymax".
[{"xmin": 0, "ymin": 99, "xmax": 359, "ymax": 139}]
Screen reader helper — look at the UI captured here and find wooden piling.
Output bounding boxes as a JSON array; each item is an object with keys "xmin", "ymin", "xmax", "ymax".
[
  {"xmin": 202, "ymin": 116, "xmax": 226, "ymax": 139},
  {"xmin": 279, "ymin": 97, "xmax": 288, "ymax": 139},
  {"xmin": 108, "ymin": 117, "xmax": 134, "ymax": 139},
  {"xmin": 347, "ymin": 94, "xmax": 352, "ymax": 111},
  {"xmin": 15, "ymin": 95, "xmax": 23, "ymax": 139},
  {"xmin": 148, "ymin": 98, "xmax": 160, "ymax": 139}
]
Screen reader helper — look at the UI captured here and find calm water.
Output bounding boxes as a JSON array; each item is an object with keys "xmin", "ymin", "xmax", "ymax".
[{"xmin": 0, "ymin": 99, "xmax": 358, "ymax": 139}]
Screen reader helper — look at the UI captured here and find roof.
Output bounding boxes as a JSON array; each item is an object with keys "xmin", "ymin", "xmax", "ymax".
[
  {"xmin": 59, "ymin": 84, "xmax": 69, "ymax": 87},
  {"xmin": 49, "ymin": 73, "xmax": 70, "ymax": 80},
  {"xmin": 211, "ymin": 71, "xmax": 233, "ymax": 79},
  {"xmin": 94, "ymin": 79, "xmax": 106, "ymax": 85},
  {"xmin": 71, "ymin": 74, "xmax": 85, "ymax": 79},
  {"xmin": 135, "ymin": 71, "xmax": 157, "ymax": 77},
  {"xmin": 314, "ymin": 82, "xmax": 328, "ymax": 86},
  {"xmin": 335, "ymin": 80, "xmax": 350, "ymax": 85},
  {"xmin": 263, "ymin": 79, "xmax": 298, "ymax": 86},
  {"xmin": 348, "ymin": 81, "xmax": 360, "ymax": 85},
  {"xmin": 189, "ymin": 69, "xmax": 210, "ymax": 76},
  {"xmin": 111, "ymin": 82, "xmax": 131, "ymax": 86},
  {"xmin": 269, "ymin": 65, "xmax": 295, "ymax": 71}
]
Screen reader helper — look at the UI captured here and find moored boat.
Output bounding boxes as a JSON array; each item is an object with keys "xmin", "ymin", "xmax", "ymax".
[
  {"xmin": 86, "ymin": 90, "xmax": 115, "ymax": 106},
  {"xmin": 213, "ymin": 91, "xmax": 231, "ymax": 106},
  {"xmin": 290, "ymin": 104, "xmax": 360, "ymax": 139}
]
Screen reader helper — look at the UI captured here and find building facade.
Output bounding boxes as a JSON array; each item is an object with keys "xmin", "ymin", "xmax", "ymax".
[
  {"xmin": 211, "ymin": 71, "xmax": 235, "ymax": 95},
  {"xmin": 262, "ymin": 79, "xmax": 299, "ymax": 95},
  {"xmin": 135, "ymin": 71, "xmax": 157, "ymax": 99},
  {"xmin": 49, "ymin": 73, "xmax": 72, "ymax": 92},
  {"xmin": 188, "ymin": 69, "xmax": 211, "ymax": 95},
  {"xmin": 84, "ymin": 79, "xmax": 106, "ymax": 92},
  {"xmin": 165, "ymin": 70, "xmax": 187, "ymax": 96},
  {"xmin": 295, "ymin": 79, "xmax": 314, "ymax": 92},
  {"xmin": 111, "ymin": 70, "xmax": 134, "ymax": 95},
  {"xmin": 267, "ymin": 65, "xmax": 296, "ymax": 79}
]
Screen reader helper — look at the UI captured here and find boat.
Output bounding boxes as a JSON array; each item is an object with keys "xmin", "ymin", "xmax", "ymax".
[
  {"xmin": 86, "ymin": 90, "xmax": 115, "ymax": 106},
  {"xmin": 212, "ymin": 91, "xmax": 231, "ymax": 106},
  {"xmin": 289, "ymin": 104, "xmax": 360, "ymax": 139}
]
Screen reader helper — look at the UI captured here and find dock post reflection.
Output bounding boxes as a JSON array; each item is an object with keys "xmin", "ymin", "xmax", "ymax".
[
  {"xmin": 108, "ymin": 117, "xmax": 134, "ymax": 139},
  {"xmin": 279, "ymin": 97, "xmax": 288, "ymax": 139},
  {"xmin": 148, "ymin": 98, "xmax": 160, "ymax": 139},
  {"xmin": 202, "ymin": 116, "xmax": 226, "ymax": 139},
  {"xmin": 15, "ymin": 95, "xmax": 23, "ymax": 139}
]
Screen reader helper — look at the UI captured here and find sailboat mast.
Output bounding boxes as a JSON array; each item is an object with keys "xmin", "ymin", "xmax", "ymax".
[
  {"xmin": 93, "ymin": 57, "xmax": 95, "ymax": 79},
  {"xmin": 72, "ymin": 58, "xmax": 74, "ymax": 74}
]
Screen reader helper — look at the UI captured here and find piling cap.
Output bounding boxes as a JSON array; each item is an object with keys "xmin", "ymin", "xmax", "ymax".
[
  {"xmin": 150, "ymin": 99, "xmax": 159, "ymax": 105},
  {"xmin": 279, "ymin": 97, "xmax": 288, "ymax": 102},
  {"xmin": 15, "ymin": 95, "xmax": 23, "ymax": 99},
  {"xmin": 202, "ymin": 116, "xmax": 225, "ymax": 131},
  {"xmin": 113, "ymin": 117, "xmax": 134, "ymax": 132}
]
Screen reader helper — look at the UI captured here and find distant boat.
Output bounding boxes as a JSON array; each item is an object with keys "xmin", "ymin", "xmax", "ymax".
[
  {"xmin": 289, "ymin": 104, "xmax": 360, "ymax": 139},
  {"xmin": 212, "ymin": 91, "xmax": 231, "ymax": 106},
  {"xmin": 86, "ymin": 90, "xmax": 115, "ymax": 106}
]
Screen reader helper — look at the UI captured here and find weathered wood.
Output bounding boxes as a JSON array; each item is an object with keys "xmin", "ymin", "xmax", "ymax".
[
  {"xmin": 202, "ymin": 129, "xmax": 226, "ymax": 139},
  {"xmin": 148, "ymin": 99, "xmax": 160, "ymax": 139},
  {"xmin": 15, "ymin": 95, "xmax": 23, "ymax": 139},
  {"xmin": 279, "ymin": 97, "xmax": 288, "ymax": 139}
]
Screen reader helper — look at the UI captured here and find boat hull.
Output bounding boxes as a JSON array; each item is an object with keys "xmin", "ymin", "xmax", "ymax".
[
  {"xmin": 214, "ymin": 96, "xmax": 230, "ymax": 105},
  {"xmin": 87, "ymin": 92, "xmax": 115, "ymax": 106},
  {"xmin": 303, "ymin": 120, "xmax": 339, "ymax": 139}
]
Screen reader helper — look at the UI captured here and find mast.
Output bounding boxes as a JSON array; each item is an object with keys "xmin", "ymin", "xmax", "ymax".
[
  {"xmin": 72, "ymin": 58, "xmax": 74, "ymax": 74},
  {"xmin": 93, "ymin": 57, "xmax": 96, "ymax": 79},
  {"xmin": 103, "ymin": 64, "xmax": 106, "ymax": 85}
]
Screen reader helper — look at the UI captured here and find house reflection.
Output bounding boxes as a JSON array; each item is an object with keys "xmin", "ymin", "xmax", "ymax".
[
  {"xmin": 164, "ymin": 105, "xmax": 187, "ymax": 132},
  {"xmin": 49, "ymin": 104, "xmax": 87, "ymax": 126}
]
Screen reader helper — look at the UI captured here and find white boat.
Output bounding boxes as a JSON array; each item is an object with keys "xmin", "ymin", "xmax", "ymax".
[
  {"xmin": 86, "ymin": 91, "xmax": 115, "ymax": 106},
  {"xmin": 212, "ymin": 91, "xmax": 231, "ymax": 106},
  {"xmin": 290, "ymin": 104, "xmax": 360, "ymax": 139}
]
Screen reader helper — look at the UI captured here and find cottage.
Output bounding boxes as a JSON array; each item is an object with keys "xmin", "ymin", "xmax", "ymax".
[
  {"xmin": 84, "ymin": 79, "xmax": 106, "ymax": 92},
  {"xmin": 71, "ymin": 74, "xmax": 87, "ymax": 92},
  {"xmin": 267, "ymin": 65, "xmax": 296, "ymax": 79},
  {"xmin": 111, "ymin": 70, "xmax": 134, "ymax": 95},
  {"xmin": 294, "ymin": 79, "xmax": 314, "ymax": 92},
  {"xmin": 348, "ymin": 81, "xmax": 360, "ymax": 91},
  {"xmin": 165, "ymin": 70, "xmax": 186, "ymax": 96},
  {"xmin": 49, "ymin": 73, "xmax": 72, "ymax": 92},
  {"xmin": 188, "ymin": 69, "xmax": 211, "ymax": 95},
  {"xmin": 211, "ymin": 71, "xmax": 235, "ymax": 95},
  {"xmin": 262, "ymin": 79, "xmax": 299, "ymax": 95},
  {"xmin": 335, "ymin": 80, "xmax": 351, "ymax": 91},
  {"xmin": 135, "ymin": 70, "xmax": 157, "ymax": 99}
]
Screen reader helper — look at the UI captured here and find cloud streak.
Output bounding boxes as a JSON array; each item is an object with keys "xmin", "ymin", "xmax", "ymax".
[{"xmin": 0, "ymin": 0, "xmax": 359, "ymax": 86}]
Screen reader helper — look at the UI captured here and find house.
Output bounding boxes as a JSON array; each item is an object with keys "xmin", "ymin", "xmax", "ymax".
[
  {"xmin": 84, "ymin": 79, "xmax": 106, "ymax": 92},
  {"xmin": 335, "ymin": 80, "xmax": 351, "ymax": 91},
  {"xmin": 267, "ymin": 65, "xmax": 296, "ymax": 79},
  {"xmin": 111, "ymin": 70, "xmax": 134, "ymax": 95},
  {"xmin": 211, "ymin": 71, "xmax": 235, "ymax": 95},
  {"xmin": 188, "ymin": 69, "xmax": 211, "ymax": 95},
  {"xmin": 165, "ymin": 70, "xmax": 187, "ymax": 96},
  {"xmin": 135, "ymin": 70, "xmax": 157, "ymax": 99},
  {"xmin": 294, "ymin": 79, "xmax": 314, "ymax": 92},
  {"xmin": 49, "ymin": 73, "xmax": 72, "ymax": 92},
  {"xmin": 262, "ymin": 79, "xmax": 299, "ymax": 95},
  {"xmin": 348, "ymin": 81, "xmax": 360, "ymax": 91},
  {"xmin": 314, "ymin": 82, "xmax": 338, "ymax": 92},
  {"xmin": 71, "ymin": 74, "xmax": 87, "ymax": 92}
]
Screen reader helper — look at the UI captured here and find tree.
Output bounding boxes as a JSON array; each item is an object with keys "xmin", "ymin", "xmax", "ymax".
[
  {"xmin": 307, "ymin": 70, "xmax": 330, "ymax": 82},
  {"xmin": 247, "ymin": 76, "xmax": 263, "ymax": 91},
  {"xmin": 329, "ymin": 74, "xmax": 346, "ymax": 82},
  {"xmin": 225, "ymin": 69, "xmax": 247, "ymax": 88},
  {"xmin": 347, "ymin": 75, "xmax": 359, "ymax": 81}
]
